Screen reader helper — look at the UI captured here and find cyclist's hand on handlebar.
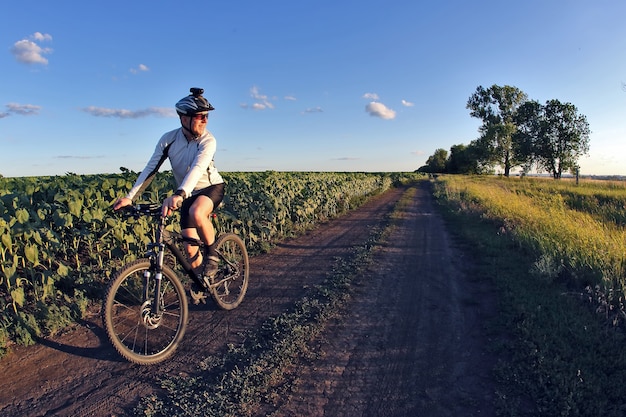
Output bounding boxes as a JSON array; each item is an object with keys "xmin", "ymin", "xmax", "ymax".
[
  {"xmin": 113, "ymin": 197, "xmax": 132, "ymax": 211},
  {"xmin": 162, "ymin": 195, "xmax": 183, "ymax": 217}
]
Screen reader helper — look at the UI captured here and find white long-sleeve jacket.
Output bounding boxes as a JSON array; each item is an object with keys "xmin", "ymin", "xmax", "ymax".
[{"xmin": 125, "ymin": 127, "xmax": 224, "ymax": 201}]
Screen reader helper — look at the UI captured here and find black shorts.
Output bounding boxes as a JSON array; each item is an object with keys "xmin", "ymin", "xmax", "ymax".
[{"xmin": 180, "ymin": 183, "xmax": 225, "ymax": 229}]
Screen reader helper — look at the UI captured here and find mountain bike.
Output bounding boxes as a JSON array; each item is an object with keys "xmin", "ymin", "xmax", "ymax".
[{"xmin": 101, "ymin": 203, "xmax": 249, "ymax": 365}]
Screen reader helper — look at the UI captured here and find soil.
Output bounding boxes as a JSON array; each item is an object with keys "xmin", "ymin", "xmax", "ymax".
[{"xmin": 0, "ymin": 181, "xmax": 500, "ymax": 417}]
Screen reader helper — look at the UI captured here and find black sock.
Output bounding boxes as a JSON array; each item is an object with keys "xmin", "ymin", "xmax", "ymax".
[{"xmin": 207, "ymin": 242, "xmax": 218, "ymax": 265}]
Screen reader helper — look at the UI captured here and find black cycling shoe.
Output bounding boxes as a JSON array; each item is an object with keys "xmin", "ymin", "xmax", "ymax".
[{"xmin": 203, "ymin": 255, "xmax": 219, "ymax": 279}]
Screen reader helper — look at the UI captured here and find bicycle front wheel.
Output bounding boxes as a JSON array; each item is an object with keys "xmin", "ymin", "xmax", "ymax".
[
  {"xmin": 210, "ymin": 233, "xmax": 249, "ymax": 310},
  {"xmin": 102, "ymin": 259, "xmax": 188, "ymax": 365}
]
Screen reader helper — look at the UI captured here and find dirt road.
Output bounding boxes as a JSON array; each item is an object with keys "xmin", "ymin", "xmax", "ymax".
[{"xmin": 0, "ymin": 181, "xmax": 498, "ymax": 416}]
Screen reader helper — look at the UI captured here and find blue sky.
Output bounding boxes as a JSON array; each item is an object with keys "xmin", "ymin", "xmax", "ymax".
[{"xmin": 2, "ymin": 0, "xmax": 626, "ymax": 177}]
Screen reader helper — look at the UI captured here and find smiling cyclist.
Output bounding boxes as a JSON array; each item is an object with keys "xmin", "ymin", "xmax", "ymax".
[{"xmin": 113, "ymin": 87, "xmax": 225, "ymax": 280}]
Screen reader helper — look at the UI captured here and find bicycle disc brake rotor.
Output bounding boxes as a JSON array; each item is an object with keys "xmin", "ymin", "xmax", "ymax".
[{"xmin": 141, "ymin": 300, "xmax": 162, "ymax": 329}]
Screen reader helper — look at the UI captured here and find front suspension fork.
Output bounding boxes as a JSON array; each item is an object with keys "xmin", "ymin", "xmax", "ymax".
[{"xmin": 145, "ymin": 243, "xmax": 166, "ymax": 316}]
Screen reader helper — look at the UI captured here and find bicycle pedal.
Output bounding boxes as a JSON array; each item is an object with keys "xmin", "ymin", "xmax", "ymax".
[{"xmin": 189, "ymin": 285, "xmax": 208, "ymax": 305}]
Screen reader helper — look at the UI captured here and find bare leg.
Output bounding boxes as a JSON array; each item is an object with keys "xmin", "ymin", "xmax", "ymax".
[
  {"xmin": 182, "ymin": 228, "xmax": 202, "ymax": 269},
  {"xmin": 182, "ymin": 195, "xmax": 215, "ymax": 270}
]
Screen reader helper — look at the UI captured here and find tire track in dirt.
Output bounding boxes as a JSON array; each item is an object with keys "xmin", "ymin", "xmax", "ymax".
[
  {"xmin": 0, "ymin": 186, "xmax": 405, "ymax": 417},
  {"xmin": 270, "ymin": 182, "xmax": 499, "ymax": 417}
]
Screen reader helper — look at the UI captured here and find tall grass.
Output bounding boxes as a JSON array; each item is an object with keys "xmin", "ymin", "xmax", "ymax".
[
  {"xmin": 433, "ymin": 175, "xmax": 626, "ymax": 416},
  {"xmin": 435, "ymin": 175, "xmax": 626, "ymax": 322}
]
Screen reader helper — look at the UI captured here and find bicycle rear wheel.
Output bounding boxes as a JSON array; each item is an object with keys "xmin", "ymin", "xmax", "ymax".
[
  {"xmin": 102, "ymin": 259, "xmax": 188, "ymax": 365},
  {"xmin": 209, "ymin": 233, "xmax": 249, "ymax": 310}
]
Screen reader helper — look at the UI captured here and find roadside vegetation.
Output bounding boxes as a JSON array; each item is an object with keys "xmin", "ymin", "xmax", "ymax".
[
  {"xmin": 433, "ymin": 175, "xmax": 626, "ymax": 416},
  {"xmin": 0, "ymin": 171, "xmax": 419, "ymax": 356}
]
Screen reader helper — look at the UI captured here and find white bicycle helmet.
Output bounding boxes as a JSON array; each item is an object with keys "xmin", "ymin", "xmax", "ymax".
[{"xmin": 175, "ymin": 87, "xmax": 215, "ymax": 116}]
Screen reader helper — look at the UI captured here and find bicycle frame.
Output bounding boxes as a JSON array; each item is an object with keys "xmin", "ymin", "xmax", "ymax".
[
  {"xmin": 145, "ymin": 208, "xmax": 241, "ymax": 314},
  {"xmin": 146, "ymin": 214, "xmax": 207, "ymax": 314},
  {"xmin": 163, "ymin": 230, "xmax": 242, "ymax": 291}
]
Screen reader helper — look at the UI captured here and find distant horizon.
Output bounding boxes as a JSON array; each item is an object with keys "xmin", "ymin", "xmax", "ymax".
[{"xmin": 2, "ymin": 168, "xmax": 625, "ymax": 181}]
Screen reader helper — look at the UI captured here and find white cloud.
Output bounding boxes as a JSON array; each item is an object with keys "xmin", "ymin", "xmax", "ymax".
[
  {"xmin": 82, "ymin": 106, "xmax": 175, "ymax": 118},
  {"xmin": 130, "ymin": 64, "xmax": 150, "ymax": 74},
  {"xmin": 302, "ymin": 107, "xmax": 323, "ymax": 114},
  {"xmin": 11, "ymin": 33, "xmax": 53, "ymax": 65},
  {"xmin": 365, "ymin": 102, "xmax": 396, "ymax": 120},
  {"xmin": 401, "ymin": 99, "xmax": 415, "ymax": 107},
  {"xmin": 4, "ymin": 103, "xmax": 42, "ymax": 116},
  {"xmin": 32, "ymin": 32, "xmax": 52, "ymax": 42},
  {"xmin": 250, "ymin": 86, "xmax": 267, "ymax": 101},
  {"xmin": 363, "ymin": 92, "xmax": 379, "ymax": 100},
  {"xmin": 242, "ymin": 86, "xmax": 275, "ymax": 110},
  {"xmin": 284, "ymin": 95, "xmax": 297, "ymax": 101},
  {"xmin": 55, "ymin": 155, "xmax": 105, "ymax": 160}
]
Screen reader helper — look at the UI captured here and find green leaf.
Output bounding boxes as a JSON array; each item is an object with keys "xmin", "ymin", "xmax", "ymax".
[
  {"xmin": 68, "ymin": 199, "xmax": 83, "ymax": 217},
  {"xmin": 11, "ymin": 286, "xmax": 25, "ymax": 308},
  {"xmin": 56, "ymin": 262, "xmax": 69, "ymax": 277},
  {"xmin": 133, "ymin": 224, "xmax": 148, "ymax": 236},
  {"xmin": 1, "ymin": 263, "xmax": 17, "ymax": 289},
  {"xmin": 24, "ymin": 244, "xmax": 39, "ymax": 266},
  {"xmin": 89, "ymin": 207, "xmax": 105, "ymax": 221},
  {"xmin": 37, "ymin": 208, "xmax": 48, "ymax": 220},
  {"xmin": 42, "ymin": 273, "xmax": 55, "ymax": 300},
  {"xmin": 53, "ymin": 211, "xmax": 73, "ymax": 228},
  {"xmin": 32, "ymin": 230, "xmax": 43, "ymax": 245},
  {"xmin": 1, "ymin": 233, "xmax": 12, "ymax": 253},
  {"xmin": 15, "ymin": 208, "xmax": 29, "ymax": 224}
]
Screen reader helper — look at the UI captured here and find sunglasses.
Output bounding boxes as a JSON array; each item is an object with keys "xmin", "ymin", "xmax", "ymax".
[{"xmin": 193, "ymin": 113, "xmax": 208, "ymax": 121}]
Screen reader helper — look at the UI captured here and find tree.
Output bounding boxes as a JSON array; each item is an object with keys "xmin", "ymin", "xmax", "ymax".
[
  {"xmin": 446, "ymin": 143, "xmax": 486, "ymax": 174},
  {"xmin": 535, "ymin": 100, "xmax": 590, "ymax": 179},
  {"xmin": 514, "ymin": 99, "xmax": 543, "ymax": 174},
  {"xmin": 466, "ymin": 85, "xmax": 528, "ymax": 176},
  {"xmin": 417, "ymin": 148, "xmax": 448, "ymax": 173}
]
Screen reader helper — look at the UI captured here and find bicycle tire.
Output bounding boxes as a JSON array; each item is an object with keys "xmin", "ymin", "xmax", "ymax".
[
  {"xmin": 102, "ymin": 259, "xmax": 188, "ymax": 365},
  {"xmin": 209, "ymin": 233, "xmax": 249, "ymax": 310}
]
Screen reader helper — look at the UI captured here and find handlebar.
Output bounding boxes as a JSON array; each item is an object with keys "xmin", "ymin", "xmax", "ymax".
[{"xmin": 118, "ymin": 203, "xmax": 162, "ymax": 218}]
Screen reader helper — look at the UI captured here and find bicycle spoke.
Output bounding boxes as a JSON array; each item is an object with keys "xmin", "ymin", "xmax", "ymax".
[{"xmin": 103, "ymin": 259, "xmax": 188, "ymax": 364}]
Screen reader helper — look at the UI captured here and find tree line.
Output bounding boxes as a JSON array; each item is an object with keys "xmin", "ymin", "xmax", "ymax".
[{"xmin": 418, "ymin": 84, "xmax": 591, "ymax": 179}]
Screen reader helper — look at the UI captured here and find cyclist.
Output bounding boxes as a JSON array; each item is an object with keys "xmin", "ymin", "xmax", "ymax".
[{"xmin": 113, "ymin": 87, "xmax": 225, "ymax": 279}]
